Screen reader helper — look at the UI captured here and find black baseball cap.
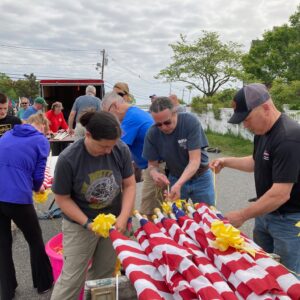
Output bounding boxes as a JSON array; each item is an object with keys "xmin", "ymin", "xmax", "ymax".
[{"xmin": 228, "ymin": 83, "xmax": 271, "ymax": 124}]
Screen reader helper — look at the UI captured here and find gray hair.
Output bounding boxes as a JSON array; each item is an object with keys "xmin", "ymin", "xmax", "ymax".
[
  {"xmin": 101, "ymin": 91, "xmax": 125, "ymax": 111},
  {"xmin": 86, "ymin": 85, "xmax": 96, "ymax": 95},
  {"xmin": 149, "ymin": 96, "xmax": 174, "ymax": 113}
]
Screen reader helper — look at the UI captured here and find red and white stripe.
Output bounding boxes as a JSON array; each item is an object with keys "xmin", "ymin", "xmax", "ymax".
[
  {"xmin": 43, "ymin": 166, "xmax": 53, "ymax": 189},
  {"xmin": 110, "ymin": 229, "xmax": 173, "ymax": 300},
  {"xmin": 161, "ymin": 217, "xmax": 239, "ymax": 300},
  {"xmin": 195, "ymin": 204, "xmax": 300, "ymax": 300},
  {"xmin": 137, "ymin": 220, "xmax": 225, "ymax": 299},
  {"xmin": 178, "ymin": 213, "xmax": 290, "ymax": 299}
]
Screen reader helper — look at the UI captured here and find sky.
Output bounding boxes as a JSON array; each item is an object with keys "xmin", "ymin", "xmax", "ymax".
[{"xmin": 0, "ymin": 0, "xmax": 299, "ymax": 104}]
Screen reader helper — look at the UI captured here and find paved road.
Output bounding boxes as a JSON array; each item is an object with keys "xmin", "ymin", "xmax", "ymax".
[{"xmin": 10, "ymin": 153, "xmax": 256, "ymax": 300}]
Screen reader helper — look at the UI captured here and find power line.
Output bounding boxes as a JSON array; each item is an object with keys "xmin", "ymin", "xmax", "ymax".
[
  {"xmin": 0, "ymin": 41, "xmax": 99, "ymax": 53},
  {"xmin": 0, "ymin": 62, "xmax": 96, "ymax": 66}
]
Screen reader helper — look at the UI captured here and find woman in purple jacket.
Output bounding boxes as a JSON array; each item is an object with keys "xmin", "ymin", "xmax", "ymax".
[{"xmin": 0, "ymin": 112, "xmax": 53, "ymax": 299}]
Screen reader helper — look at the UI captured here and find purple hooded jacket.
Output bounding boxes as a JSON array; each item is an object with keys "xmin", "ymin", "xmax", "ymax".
[{"xmin": 0, "ymin": 124, "xmax": 49, "ymax": 204}]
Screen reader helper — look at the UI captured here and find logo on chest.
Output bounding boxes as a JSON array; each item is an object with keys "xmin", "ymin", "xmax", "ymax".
[
  {"xmin": 178, "ymin": 138, "xmax": 187, "ymax": 149},
  {"xmin": 263, "ymin": 150, "xmax": 270, "ymax": 161}
]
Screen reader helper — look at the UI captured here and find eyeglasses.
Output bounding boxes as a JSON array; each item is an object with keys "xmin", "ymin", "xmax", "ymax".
[
  {"xmin": 155, "ymin": 119, "xmax": 172, "ymax": 127},
  {"xmin": 117, "ymin": 92, "xmax": 126, "ymax": 97},
  {"xmin": 21, "ymin": 102, "xmax": 29, "ymax": 105}
]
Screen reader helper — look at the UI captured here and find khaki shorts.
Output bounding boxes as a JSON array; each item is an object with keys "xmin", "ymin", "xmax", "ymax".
[
  {"xmin": 50, "ymin": 219, "xmax": 116, "ymax": 300},
  {"xmin": 140, "ymin": 163, "xmax": 166, "ymax": 216}
]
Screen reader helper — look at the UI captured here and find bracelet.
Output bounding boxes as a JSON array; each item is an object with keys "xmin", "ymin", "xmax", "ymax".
[{"xmin": 82, "ymin": 218, "xmax": 92, "ymax": 229}]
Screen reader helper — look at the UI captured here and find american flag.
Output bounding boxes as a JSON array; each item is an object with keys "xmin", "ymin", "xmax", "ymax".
[
  {"xmin": 195, "ymin": 203, "xmax": 300, "ymax": 299},
  {"xmin": 135, "ymin": 217, "xmax": 225, "ymax": 299},
  {"xmin": 134, "ymin": 224, "xmax": 198, "ymax": 299},
  {"xmin": 161, "ymin": 216, "xmax": 239, "ymax": 300},
  {"xmin": 110, "ymin": 228, "xmax": 173, "ymax": 300},
  {"xmin": 110, "ymin": 205, "xmax": 300, "ymax": 299},
  {"xmin": 174, "ymin": 204, "xmax": 293, "ymax": 299},
  {"xmin": 42, "ymin": 166, "xmax": 53, "ymax": 189}
]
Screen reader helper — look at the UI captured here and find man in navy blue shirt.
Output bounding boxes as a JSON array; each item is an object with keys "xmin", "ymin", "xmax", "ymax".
[
  {"xmin": 143, "ymin": 97, "xmax": 214, "ymax": 205},
  {"xmin": 102, "ymin": 91, "xmax": 165, "ymax": 217}
]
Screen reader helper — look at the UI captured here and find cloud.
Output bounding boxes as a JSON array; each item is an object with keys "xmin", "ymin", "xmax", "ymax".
[{"xmin": 0, "ymin": 0, "xmax": 298, "ymax": 103}]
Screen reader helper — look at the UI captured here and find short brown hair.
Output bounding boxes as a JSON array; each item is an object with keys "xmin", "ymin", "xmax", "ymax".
[
  {"xmin": 51, "ymin": 101, "xmax": 63, "ymax": 110},
  {"xmin": 0, "ymin": 93, "xmax": 8, "ymax": 104}
]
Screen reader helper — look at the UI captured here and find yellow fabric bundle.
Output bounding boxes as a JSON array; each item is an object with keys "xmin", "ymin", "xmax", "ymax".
[
  {"xmin": 91, "ymin": 213, "xmax": 116, "ymax": 238},
  {"xmin": 211, "ymin": 220, "xmax": 256, "ymax": 257},
  {"xmin": 33, "ymin": 189, "xmax": 51, "ymax": 204}
]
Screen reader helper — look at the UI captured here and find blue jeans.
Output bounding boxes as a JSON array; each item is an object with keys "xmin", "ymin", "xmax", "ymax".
[
  {"xmin": 169, "ymin": 169, "xmax": 215, "ymax": 206},
  {"xmin": 253, "ymin": 212, "xmax": 300, "ymax": 279}
]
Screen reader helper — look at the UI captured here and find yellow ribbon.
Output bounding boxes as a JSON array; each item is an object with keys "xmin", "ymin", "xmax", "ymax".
[
  {"xmin": 211, "ymin": 220, "xmax": 256, "ymax": 257},
  {"xmin": 174, "ymin": 199, "xmax": 186, "ymax": 209},
  {"xmin": 91, "ymin": 213, "xmax": 116, "ymax": 238},
  {"xmin": 161, "ymin": 201, "xmax": 172, "ymax": 214},
  {"xmin": 33, "ymin": 189, "xmax": 51, "ymax": 204},
  {"xmin": 161, "ymin": 199, "xmax": 186, "ymax": 215},
  {"xmin": 296, "ymin": 221, "xmax": 300, "ymax": 237}
]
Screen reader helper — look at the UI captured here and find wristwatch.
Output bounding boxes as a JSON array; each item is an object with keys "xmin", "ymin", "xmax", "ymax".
[{"xmin": 82, "ymin": 218, "xmax": 92, "ymax": 229}]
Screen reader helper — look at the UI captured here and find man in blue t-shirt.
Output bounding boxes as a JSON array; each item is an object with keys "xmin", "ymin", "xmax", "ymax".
[
  {"xmin": 22, "ymin": 96, "xmax": 48, "ymax": 120},
  {"xmin": 143, "ymin": 97, "xmax": 215, "ymax": 205},
  {"xmin": 102, "ymin": 91, "xmax": 165, "ymax": 217}
]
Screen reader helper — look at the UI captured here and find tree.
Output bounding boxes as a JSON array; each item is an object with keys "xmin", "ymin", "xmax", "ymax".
[
  {"xmin": 0, "ymin": 73, "xmax": 39, "ymax": 101},
  {"xmin": 270, "ymin": 79, "xmax": 300, "ymax": 111},
  {"xmin": 242, "ymin": 5, "xmax": 300, "ymax": 85},
  {"xmin": 0, "ymin": 73, "xmax": 17, "ymax": 99},
  {"xmin": 15, "ymin": 73, "xmax": 39, "ymax": 99},
  {"xmin": 156, "ymin": 31, "xmax": 243, "ymax": 97}
]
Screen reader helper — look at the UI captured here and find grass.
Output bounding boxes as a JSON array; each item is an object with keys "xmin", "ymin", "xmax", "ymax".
[{"xmin": 205, "ymin": 131, "xmax": 253, "ymax": 157}]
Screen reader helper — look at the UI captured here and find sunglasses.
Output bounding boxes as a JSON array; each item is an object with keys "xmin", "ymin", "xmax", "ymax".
[
  {"xmin": 155, "ymin": 119, "xmax": 172, "ymax": 127},
  {"xmin": 21, "ymin": 102, "xmax": 29, "ymax": 105},
  {"xmin": 117, "ymin": 92, "xmax": 126, "ymax": 97}
]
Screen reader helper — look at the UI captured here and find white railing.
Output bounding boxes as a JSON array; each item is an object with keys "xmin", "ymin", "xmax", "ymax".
[
  {"xmin": 195, "ymin": 105, "xmax": 300, "ymax": 142},
  {"xmin": 136, "ymin": 104, "xmax": 300, "ymax": 142}
]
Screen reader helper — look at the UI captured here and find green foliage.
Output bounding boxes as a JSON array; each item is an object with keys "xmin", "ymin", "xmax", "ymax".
[
  {"xmin": 0, "ymin": 73, "xmax": 39, "ymax": 100},
  {"xmin": 157, "ymin": 31, "xmax": 243, "ymax": 97},
  {"xmin": 242, "ymin": 5, "xmax": 300, "ymax": 85},
  {"xmin": 206, "ymin": 130, "xmax": 253, "ymax": 157},
  {"xmin": 270, "ymin": 79, "xmax": 300, "ymax": 111},
  {"xmin": 191, "ymin": 88, "xmax": 236, "ymax": 117}
]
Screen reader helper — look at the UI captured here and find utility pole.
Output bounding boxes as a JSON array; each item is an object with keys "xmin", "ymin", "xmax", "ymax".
[
  {"xmin": 101, "ymin": 49, "xmax": 105, "ymax": 80},
  {"xmin": 96, "ymin": 49, "xmax": 106, "ymax": 79}
]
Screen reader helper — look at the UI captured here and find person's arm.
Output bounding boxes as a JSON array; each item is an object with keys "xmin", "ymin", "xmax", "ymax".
[
  {"xmin": 55, "ymin": 193, "xmax": 90, "ymax": 227},
  {"xmin": 115, "ymin": 175, "xmax": 136, "ymax": 233},
  {"xmin": 32, "ymin": 139, "xmax": 50, "ymax": 191},
  {"xmin": 209, "ymin": 155, "xmax": 255, "ymax": 174},
  {"xmin": 67, "ymin": 110, "xmax": 76, "ymax": 134},
  {"xmin": 225, "ymin": 182, "xmax": 293, "ymax": 227},
  {"xmin": 148, "ymin": 160, "xmax": 170, "ymax": 187},
  {"xmin": 169, "ymin": 149, "xmax": 200, "ymax": 200}
]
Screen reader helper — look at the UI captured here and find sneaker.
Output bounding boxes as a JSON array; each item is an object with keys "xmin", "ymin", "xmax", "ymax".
[{"xmin": 37, "ymin": 283, "xmax": 53, "ymax": 294}]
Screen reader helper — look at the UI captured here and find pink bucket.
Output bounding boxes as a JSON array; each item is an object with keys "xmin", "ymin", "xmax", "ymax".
[{"xmin": 45, "ymin": 233, "xmax": 84, "ymax": 300}]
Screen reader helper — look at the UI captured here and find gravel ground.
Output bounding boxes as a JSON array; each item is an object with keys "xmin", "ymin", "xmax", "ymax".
[{"xmin": 9, "ymin": 152, "xmax": 256, "ymax": 300}]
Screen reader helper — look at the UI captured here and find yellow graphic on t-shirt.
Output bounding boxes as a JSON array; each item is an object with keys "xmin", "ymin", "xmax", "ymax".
[
  {"xmin": 81, "ymin": 170, "xmax": 119, "ymax": 209},
  {"xmin": 0, "ymin": 124, "xmax": 12, "ymax": 136}
]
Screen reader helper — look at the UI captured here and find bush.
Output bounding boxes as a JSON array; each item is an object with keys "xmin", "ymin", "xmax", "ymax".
[
  {"xmin": 270, "ymin": 79, "xmax": 300, "ymax": 111},
  {"xmin": 191, "ymin": 88, "xmax": 236, "ymax": 118}
]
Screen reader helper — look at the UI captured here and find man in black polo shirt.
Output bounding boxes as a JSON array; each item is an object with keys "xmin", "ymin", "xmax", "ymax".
[
  {"xmin": 0, "ymin": 93, "xmax": 21, "ymax": 137},
  {"xmin": 210, "ymin": 83, "xmax": 300, "ymax": 278}
]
